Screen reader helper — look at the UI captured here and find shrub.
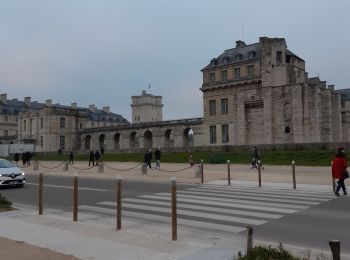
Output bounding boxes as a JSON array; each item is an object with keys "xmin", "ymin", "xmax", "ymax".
[
  {"xmin": 235, "ymin": 243, "xmax": 300, "ymax": 260},
  {"xmin": 0, "ymin": 193, "xmax": 12, "ymax": 208}
]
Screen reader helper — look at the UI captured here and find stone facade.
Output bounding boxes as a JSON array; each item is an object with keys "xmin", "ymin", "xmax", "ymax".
[
  {"xmin": 201, "ymin": 37, "xmax": 342, "ymax": 146},
  {"xmin": 131, "ymin": 90, "xmax": 163, "ymax": 123}
]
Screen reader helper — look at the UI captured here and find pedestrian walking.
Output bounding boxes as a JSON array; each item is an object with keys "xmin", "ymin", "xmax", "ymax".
[
  {"xmin": 147, "ymin": 149, "xmax": 152, "ymax": 169},
  {"xmin": 155, "ymin": 148, "xmax": 161, "ymax": 169},
  {"xmin": 21, "ymin": 153, "xmax": 26, "ymax": 166},
  {"xmin": 69, "ymin": 151, "xmax": 74, "ymax": 164},
  {"xmin": 14, "ymin": 152, "xmax": 20, "ymax": 165},
  {"xmin": 95, "ymin": 150, "xmax": 101, "ymax": 166},
  {"xmin": 26, "ymin": 151, "xmax": 31, "ymax": 166},
  {"xmin": 188, "ymin": 155, "xmax": 194, "ymax": 167},
  {"xmin": 88, "ymin": 150, "xmax": 95, "ymax": 166},
  {"xmin": 332, "ymin": 147, "xmax": 348, "ymax": 196},
  {"xmin": 251, "ymin": 146, "xmax": 263, "ymax": 169}
]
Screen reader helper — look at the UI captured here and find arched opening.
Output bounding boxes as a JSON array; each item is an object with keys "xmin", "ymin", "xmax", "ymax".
[
  {"xmin": 164, "ymin": 129, "xmax": 173, "ymax": 147},
  {"xmin": 144, "ymin": 130, "xmax": 153, "ymax": 149},
  {"xmin": 99, "ymin": 134, "xmax": 105, "ymax": 150},
  {"xmin": 130, "ymin": 132, "xmax": 137, "ymax": 148},
  {"xmin": 85, "ymin": 135, "xmax": 91, "ymax": 151},
  {"xmin": 114, "ymin": 133, "xmax": 120, "ymax": 150},
  {"xmin": 183, "ymin": 128, "xmax": 194, "ymax": 147},
  {"xmin": 10, "ymin": 141, "xmax": 13, "ymax": 144}
]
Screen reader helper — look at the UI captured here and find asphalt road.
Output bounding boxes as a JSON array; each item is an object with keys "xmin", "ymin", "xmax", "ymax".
[{"xmin": 1, "ymin": 173, "xmax": 349, "ymax": 254}]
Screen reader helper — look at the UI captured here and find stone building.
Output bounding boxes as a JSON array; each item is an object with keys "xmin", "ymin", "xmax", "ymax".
[
  {"xmin": 201, "ymin": 37, "xmax": 342, "ymax": 146},
  {"xmin": 131, "ymin": 90, "xmax": 163, "ymax": 123}
]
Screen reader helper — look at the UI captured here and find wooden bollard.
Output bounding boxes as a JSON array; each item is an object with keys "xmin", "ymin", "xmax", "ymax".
[
  {"xmin": 247, "ymin": 226, "xmax": 253, "ymax": 254},
  {"xmin": 116, "ymin": 174, "xmax": 122, "ymax": 230},
  {"xmin": 38, "ymin": 172, "xmax": 43, "ymax": 215},
  {"xmin": 258, "ymin": 164, "xmax": 262, "ymax": 187},
  {"xmin": 329, "ymin": 240, "xmax": 340, "ymax": 260},
  {"xmin": 73, "ymin": 173, "xmax": 78, "ymax": 222},
  {"xmin": 292, "ymin": 160, "xmax": 296, "ymax": 189},
  {"xmin": 227, "ymin": 160, "xmax": 231, "ymax": 185},
  {"xmin": 171, "ymin": 177, "xmax": 177, "ymax": 241},
  {"xmin": 200, "ymin": 159, "xmax": 204, "ymax": 184}
]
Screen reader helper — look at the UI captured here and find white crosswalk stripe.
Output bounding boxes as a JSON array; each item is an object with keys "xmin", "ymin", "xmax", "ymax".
[{"xmin": 79, "ymin": 184, "xmax": 334, "ymax": 233}]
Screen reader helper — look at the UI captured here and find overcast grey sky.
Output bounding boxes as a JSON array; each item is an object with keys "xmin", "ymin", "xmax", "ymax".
[{"xmin": 0, "ymin": 0, "xmax": 349, "ymax": 121}]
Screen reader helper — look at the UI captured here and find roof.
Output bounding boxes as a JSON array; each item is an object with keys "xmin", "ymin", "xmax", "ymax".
[{"xmin": 335, "ymin": 89, "xmax": 350, "ymax": 101}]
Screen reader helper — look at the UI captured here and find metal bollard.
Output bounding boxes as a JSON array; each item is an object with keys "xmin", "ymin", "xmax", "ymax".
[
  {"xmin": 98, "ymin": 163, "xmax": 104, "ymax": 173},
  {"xmin": 258, "ymin": 164, "xmax": 262, "ymax": 187},
  {"xmin": 33, "ymin": 161, "xmax": 39, "ymax": 171},
  {"xmin": 38, "ymin": 172, "xmax": 43, "ymax": 215},
  {"xmin": 63, "ymin": 161, "xmax": 68, "ymax": 172},
  {"xmin": 247, "ymin": 226, "xmax": 253, "ymax": 254},
  {"xmin": 171, "ymin": 177, "xmax": 177, "ymax": 241},
  {"xmin": 200, "ymin": 159, "xmax": 204, "ymax": 184},
  {"xmin": 227, "ymin": 160, "xmax": 231, "ymax": 185},
  {"xmin": 116, "ymin": 174, "xmax": 122, "ymax": 230},
  {"xmin": 73, "ymin": 173, "xmax": 78, "ymax": 221},
  {"xmin": 329, "ymin": 240, "xmax": 340, "ymax": 260},
  {"xmin": 292, "ymin": 160, "xmax": 296, "ymax": 189},
  {"xmin": 195, "ymin": 164, "xmax": 201, "ymax": 178}
]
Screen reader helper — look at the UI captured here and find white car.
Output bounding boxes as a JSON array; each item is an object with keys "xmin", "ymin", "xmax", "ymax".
[{"xmin": 0, "ymin": 159, "xmax": 26, "ymax": 187}]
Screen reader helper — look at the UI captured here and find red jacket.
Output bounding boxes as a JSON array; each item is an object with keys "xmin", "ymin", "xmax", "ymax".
[{"xmin": 332, "ymin": 156, "xmax": 347, "ymax": 179}]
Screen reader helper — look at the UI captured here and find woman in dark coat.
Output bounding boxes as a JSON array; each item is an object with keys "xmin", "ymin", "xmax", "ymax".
[{"xmin": 332, "ymin": 147, "xmax": 348, "ymax": 196}]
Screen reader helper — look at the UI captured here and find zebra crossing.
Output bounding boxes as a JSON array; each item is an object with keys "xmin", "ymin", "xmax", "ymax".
[{"xmin": 79, "ymin": 184, "xmax": 335, "ymax": 233}]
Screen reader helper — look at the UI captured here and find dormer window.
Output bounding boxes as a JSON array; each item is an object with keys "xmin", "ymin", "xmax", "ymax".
[
  {"xmin": 248, "ymin": 51, "xmax": 256, "ymax": 58},
  {"xmin": 223, "ymin": 56, "xmax": 230, "ymax": 63},
  {"xmin": 210, "ymin": 58, "xmax": 217, "ymax": 66},
  {"xmin": 234, "ymin": 54, "xmax": 242, "ymax": 61}
]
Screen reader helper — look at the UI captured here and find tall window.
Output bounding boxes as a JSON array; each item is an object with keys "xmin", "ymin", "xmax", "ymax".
[
  {"xmin": 209, "ymin": 100, "xmax": 216, "ymax": 116},
  {"xmin": 210, "ymin": 126, "xmax": 217, "ymax": 144},
  {"xmin": 247, "ymin": 65, "xmax": 254, "ymax": 78},
  {"xmin": 222, "ymin": 125, "xmax": 229, "ymax": 143},
  {"xmin": 40, "ymin": 136, "xmax": 44, "ymax": 147},
  {"xmin": 40, "ymin": 118, "xmax": 44, "ymax": 128},
  {"xmin": 4, "ymin": 130, "xmax": 8, "ymax": 137},
  {"xmin": 60, "ymin": 117, "xmax": 65, "ymax": 128},
  {"xmin": 29, "ymin": 119, "xmax": 33, "ymax": 135},
  {"xmin": 79, "ymin": 123, "xmax": 83, "ymax": 129},
  {"xmin": 221, "ymin": 98, "xmax": 228, "ymax": 114},
  {"xmin": 221, "ymin": 70, "xmax": 227, "ymax": 82},
  {"xmin": 4, "ymin": 116, "xmax": 8, "ymax": 122},
  {"xmin": 23, "ymin": 120, "xmax": 26, "ymax": 131},
  {"xmin": 276, "ymin": 51, "xmax": 282, "ymax": 64},
  {"xmin": 209, "ymin": 72, "xmax": 215, "ymax": 83},
  {"xmin": 59, "ymin": 135, "xmax": 65, "ymax": 150},
  {"xmin": 234, "ymin": 68, "xmax": 240, "ymax": 80}
]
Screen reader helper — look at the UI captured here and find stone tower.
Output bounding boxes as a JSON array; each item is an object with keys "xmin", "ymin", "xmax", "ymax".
[{"xmin": 131, "ymin": 90, "xmax": 163, "ymax": 123}]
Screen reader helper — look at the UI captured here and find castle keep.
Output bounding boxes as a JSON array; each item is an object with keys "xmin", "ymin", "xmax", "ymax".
[{"xmin": 1, "ymin": 37, "xmax": 349, "ymax": 152}]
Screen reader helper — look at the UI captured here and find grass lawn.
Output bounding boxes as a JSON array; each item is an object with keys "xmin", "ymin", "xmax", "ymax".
[{"xmin": 26, "ymin": 150, "xmax": 337, "ymax": 166}]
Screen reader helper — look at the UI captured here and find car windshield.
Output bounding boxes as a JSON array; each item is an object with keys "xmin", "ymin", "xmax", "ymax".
[{"xmin": 0, "ymin": 160, "xmax": 15, "ymax": 168}]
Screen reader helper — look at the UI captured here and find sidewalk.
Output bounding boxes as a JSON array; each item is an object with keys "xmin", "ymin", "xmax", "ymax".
[{"xmin": 0, "ymin": 161, "xmax": 341, "ymax": 260}]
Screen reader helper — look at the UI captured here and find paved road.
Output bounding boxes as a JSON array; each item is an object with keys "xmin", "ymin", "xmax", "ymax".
[{"xmin": 1, "ymin": 173, "xmax": 349, "ymax": 254}]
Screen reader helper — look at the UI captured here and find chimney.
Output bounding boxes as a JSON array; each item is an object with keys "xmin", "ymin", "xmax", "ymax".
[
  {"xmin": 142, "ymin": 90, "xmax": 147, "ymax": 95},
  {"xmin": 235, "ymin": 40, "xmax": 246, "ymax": 48},
  {"xmin": 102, "ymin": 106, "xmax": 110, "ymax": 113},
  {"xmin": 45, "ymin": 99, "xmax": 52, "ymax": 106},
  {"xmin": 71, "ymin": 102, "xmax": 77, "ymax": 109},
  {"xmin": 24, "ymin": 96, "xmax": 31, "ymax": 105},
  {"xmin": 89, "ymin": 104, "xmax": 96, "ymax": 112},
  {"xmin": 0, "ymin": 94, "xmax": 7, "ymax": 104}
]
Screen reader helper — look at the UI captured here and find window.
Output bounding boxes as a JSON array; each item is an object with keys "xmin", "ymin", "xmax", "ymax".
[
  {"xmin": 16, "ymin": 117, "xmax": 18, "ymax": 122},
  {"xmin": 29, "ymin": 119, "xmax": 33, "ymax": 135},
  {"xmin": 4, "ymin": 116, "xmax": 8, "ymax": 122},
  {"xmin": 59, "ymin": 117, "xmax": 65, "ymax": 128},
  {"xmin": 248, "ymin": 51, "xmax": 256, "ymax": 58},
  {"xmin": 40, "ymin": 118, "xmax": 44, "ymax": 128},
  {"xmin": 234, "ymin": 68, "xmax": 240, "ymax": 80},
  {"xmin": 23, "ymin": 120, "xmax": 26, "ymax": 131},
  {"xmin": 209, "ymin": 72, "xmax": 215, "ymax": 83},
  {"xmin": 92, "ymin": 122, "xmax": 94, "ymax": 127},
  {"xmin": 221, "ymin": 98, "xmax": 228, "ymax": 114},
  {"xmin": 209, "ymin": 100, "xmax": 216, "ymax": 116},
  {"xmin": 222, "ymin": 125, "xmax": 229, "ymax": 143},
  {"xmin": 59, "ymin": 136, "xmax": 65, "ymax": 150},
  {"xmin": 40, "ymin": 136, "xmax": 43, "ymax": 147},
  {"xmin": 80, "ymin": 123, "xmax": 83, "ymax": 129},
  {"xmin": 276, "ymin": 51, "xmax": 282, "ymax": 64},
  {"xmin": 210, "ymin": 126, "xmax": 217, "ymax": 144},
  {"xmin": 4, "ymin": 130, "xmax": 8, "ymax": 137},
  {"xmin": 221, "ymin": 70, "xmax": 227, "ymax": 81},
  {"xmin": 235, "ymin": 54, "xmax": 242, "ymax": 61},
  {"xmin": 247, "ymin": 65, "xmax": 254, "ymax": 78},
  {"xmin": 285, "ymin": 126, "xmax": 290, "ymax": 134}
]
